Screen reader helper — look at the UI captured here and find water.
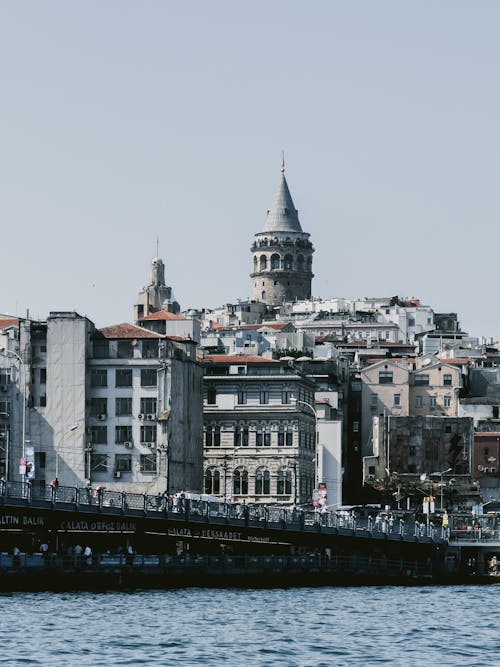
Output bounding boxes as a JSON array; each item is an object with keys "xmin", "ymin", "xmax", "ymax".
[{"xmin": 0, "ymin": 585, "xmax": 498, "ymax": 666}]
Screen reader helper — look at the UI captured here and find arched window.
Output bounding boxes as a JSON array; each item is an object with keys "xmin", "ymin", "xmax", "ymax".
[
  {"xmin": 253, "ymin": 256, "xmax": 258, "ymax": 272},
  {"xmin": 284, "ymin": 254, "xmax": 293, "ymax": 270},
  {"xmin": 259, "ymin": 255, "xmax": 267, "ymax": 271},
  {"xmin": 255, "ymin": 467, "xmax": 270, "ymax": 495},
  {"xmin": 261, "ymin": 291, "xmax": 266, "ymax": 301},
  {"xmin": 297, "ymin": 254, "xmax": 304, "ymax": 271},
  {"xmin": 271, "ymin": 253, "xmax": 280, "ymax": 270},
  {"xmin": 204, "ymin": 468, "xmax": 220, "ymax": 495},
  {"xmin": 277, "ymin": 468, "xmax": 292, "ymax": 495},
  {"xmin": 233, "ymin": 468, "xmax": 248, "ymax": 495}
]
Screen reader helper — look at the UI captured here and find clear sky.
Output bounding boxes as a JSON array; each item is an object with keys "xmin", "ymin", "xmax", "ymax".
[{"xmin": 1, "ymin": 1, "xmax": 499, "ymax": 338}]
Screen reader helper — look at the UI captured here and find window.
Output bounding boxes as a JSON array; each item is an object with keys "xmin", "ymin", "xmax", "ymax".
[
  {"xmin": 371, "ymin": 394, "xmax": 378, "ymax": 408},
  {"xmin": 260, "ymin": 391, "xmax": 269, "ymax": 405},
  {"xmin": 278, "ymin": 429, "xmax": 285, "ymax": 446},
  {"xmin": 277, "ymin": 468, "xmax": 292, "ymax": 495},
  {"xmin": 90, "ymin": 454, "xmax": 108, "ymax": 473},
  {"xmin": 443, "ymin": 374, "xmax": 452, "ymax": 386},
  {"xmin": 353, "ymin": 421, "xmax": 359, "ymax": 433},
  {"xmin": 255, "ymin": 468, "xmax": 270, "ymax": 495},
  {"xmin": 256, "ymin": 431, "xmax": 263, "ymax": 447},
  {"xmin": 117, "ymin": 340, "xmax": 133, "ymax": 359},
  {"xmin": 115, "ymin": 454, "xmax": 132, "ymax": 472},
  {"xmin": 142, "ymin": 340, "xmax": 159, "ymax": 359},
  {"xmin": 430, "ymin": 396, "xmax": 437, "ymax": 409},
  {"xmin": 116, "ymin": 397, "xmax": 132, "ymax": 416},
  {"xmin": 286, "ymin": 430, "xmax": 293, "ymax": 446},
  {"xmin": 493, "ymin": 406, "xmax": 500, "ymax": 419},
  {"xmin": 368, "ymin": 466, "xmax": 376, "ymax": 476},
  {"xmin": 115, "ymin": 425, "xmax": 132, "ymax": 444},
  {"xmin": 116, "ymin": 369, "xmax": 132, "ymax": 387},
  {"xmin": 40, "ymin": 368, "xmax": 46, "ymax": 384},
  {"xmin": 264, "ymin": 431, "xmax": 271, "ymax": 446},
  {"xmin": 140, "ymin": 369, "xmax": 157, "ymax": 387},
  {"xmin": 90, "ymin": 426, "xmax": 107, "ymax": 445},
  {"xmin": 409, "ymin": 445, "xmax": 416, "ymax": 456},
  {"xmin": 205, "ymin": 430, "xmax": 213, "ymax": 447},
  {"xmin": 242, "ymin": 428, "xmax": 249, "ymax": 446},
  {"xmin": 415, "ymin": 395, "xmax": 423, "ymax": 408},
  {"xmin": 444, "ymin": 396, "xmax": 451, "ymax": 408},
  {"xmin": 213, "ymin": 428, "xmax": 221, "ymax": 447},
  {"xmin": 91, "ymin": 369, "xmax": 107, "ymax": 387},
  {"xmin": 237, "ymin": 391, "xmax": 247, "ymax": 405},
  {"xmin": 35, "ymin": 452, "xmax": 46, "ymax": 470},
  {"xmin": 233, "ymin": 469, "xmax": 248, "ymax": 495},
  {"xmin": 393, "ymin": 394, "xmax": 401, "ymax": 407},
  {"xmin": 93, "ymin": 340, "xmax": 109, "ymax": 359},
  {"xmin": 140, "ymin": 454, "xmax": 157, "ymax": 473},
  {"xmin": 140, "ymin": 425, "xmax": 157, "ymax": 444},
  {"xmin": 90, "ymin": 397, "xmax": 107, "ymax": 417},
  {"xmin": 207, "ymin": 387, "xmax": 216, "ymax": 404},
  {"xmin": 234, "ymin": 429, "xmax": 241, "ymax": 447},
  {"xmin": 39, "ymin": 395, "xmax": 46, "ymax": 407},
  {"xmin": 415, "ymin": 374, "xmax": 429, "ymax": 386},
  {"xmin": 282, "ymin": 391, "xmax": 291, "ymax": 405},
  {"xmin": 379, "ymin": 371, "xmax": 393, "ymax": 384},
  {"xmin": 204, "ymin": 468, "xmax": 220, "ymax": 495},
  {"xmin": 140, "ymin": 397, "xmax": 157, "ymax": 415}
]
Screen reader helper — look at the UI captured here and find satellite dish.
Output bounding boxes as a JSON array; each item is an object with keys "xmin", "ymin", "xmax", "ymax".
[{"xmin": 419, "ymin": 473, "xmax": 427, "ymax": 482}]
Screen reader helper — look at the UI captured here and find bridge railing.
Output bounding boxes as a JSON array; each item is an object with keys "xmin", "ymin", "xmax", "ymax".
[
  {"xmin": 0, "ymin": 551, "xmax": 433, "ymax": 579},
  {"xmin": 0, "ymin": 481, "xmax": 451, "ymax": 541}
]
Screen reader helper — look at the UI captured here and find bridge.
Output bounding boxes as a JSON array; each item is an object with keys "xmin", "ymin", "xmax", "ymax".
[{"xmin": 0, "ymin": 480, "xmax": 496, "ymax": 587}]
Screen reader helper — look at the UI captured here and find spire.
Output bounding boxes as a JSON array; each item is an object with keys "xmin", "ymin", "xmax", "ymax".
[{"xmin": 262, "ymin": 159, "xmax": 302, "ymax": 233}]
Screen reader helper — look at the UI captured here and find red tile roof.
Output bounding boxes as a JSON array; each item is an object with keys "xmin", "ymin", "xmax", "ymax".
[
  {"xmin": 99, "ymin": 323, "xmax": 164, "ymax": 339},
  {"xmin": 240, "ymin": 323, "xmax": 293, "ymax": 331},
  {"xmin": 203, "ymin": 354, "xmax": 278, "ymax": 364},
  {"xmin": 139, "ymin": 311, "xmax": 186, "ymax": 321},
  {"xmin": 0, "ymin": 319, "xmax": 19, "ymax": 330},
  {"xmin": 475, "ymin": 432, "xmax": 500, "ymax": 438}
]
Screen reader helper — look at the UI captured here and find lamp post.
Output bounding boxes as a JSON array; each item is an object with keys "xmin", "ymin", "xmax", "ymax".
[
  {"xmin": 0, "ymin": 349, "xmax": 25, "ymax": 482},
  {"xmin": 431, "ymin": 467, "xmax": 453, "ymax": 511},
  {"xmin": 0, "ymin": 412, "xmax": 9, "ymax": 481},
  {"xmin": 55, "ymin": 423, "xmax": 82, "ymax": 480},
  {"xmin": 292, "ymin": 398, "xmax": 318, "ymax": 492}
]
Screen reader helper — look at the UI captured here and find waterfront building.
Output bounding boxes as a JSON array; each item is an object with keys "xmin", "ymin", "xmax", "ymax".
[
  {"xmin": 250, "ymin": 159, "xmax": 314, "ymax": 305},
  {"xmin": 360, "ymin": 358, "xmax": 462, "ymax": 458},
  {"xmin": 0, "ymin": 258, "xmax": 204, "ymax": 494},
  {"xmin": 202, "ymin": 354, "xmax": 317, "ymax": 504}
]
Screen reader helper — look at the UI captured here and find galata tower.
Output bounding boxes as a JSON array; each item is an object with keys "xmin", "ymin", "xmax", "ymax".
[{"xmin": 251, "ymin": 158, "xmax": 314, "ymax": 305}]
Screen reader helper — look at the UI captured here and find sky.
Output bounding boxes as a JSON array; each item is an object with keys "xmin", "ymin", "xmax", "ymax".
[{"xmin": 1, "ymin": 1, "xmax": 499, "ymax": 338}]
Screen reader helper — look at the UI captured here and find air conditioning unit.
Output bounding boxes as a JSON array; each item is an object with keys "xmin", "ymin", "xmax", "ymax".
[
  {"xmin": 97, "ymin": 414, "xmax": 106, "ymax": 421},
  {"xmin": 114, "ymin": 471, "xmax": 121, "ymax": 478},
  {"xmin": 138, "ymin": 413, "xmax": 145, "ymax": 420},
  {"xmin": 123, "ymin": 441, "xmax": 133, "ymax": 448},
  {"xmin": 147, "ymin": 413, "xmax": 155, "ymax": 420}
]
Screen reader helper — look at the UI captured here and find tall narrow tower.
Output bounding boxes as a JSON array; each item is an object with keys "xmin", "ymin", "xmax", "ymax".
[{"xmin": 251, "ymin": 159, "xmax": 314, "ymax": 305}]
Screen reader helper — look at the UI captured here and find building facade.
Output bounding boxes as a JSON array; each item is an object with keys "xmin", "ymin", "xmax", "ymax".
[{"xmin": 202, "ymin": 355, "xmax": 317, "ymax": 505}]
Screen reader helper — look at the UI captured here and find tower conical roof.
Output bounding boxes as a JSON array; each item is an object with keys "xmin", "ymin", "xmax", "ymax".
[{"xmin": 262, "ymin": 161, "xmax": 302, "ymax": 233}]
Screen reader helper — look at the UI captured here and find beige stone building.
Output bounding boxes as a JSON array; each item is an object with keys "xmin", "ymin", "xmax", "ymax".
[{"xmin": 361, "ymin": 358, "xmax": 462, "ymax": 456}]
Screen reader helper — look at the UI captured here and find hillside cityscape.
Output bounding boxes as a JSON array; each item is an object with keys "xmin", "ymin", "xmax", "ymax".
[{"xmin": 1, "ymin": 161, "xmax": 497, "ymax": 514}]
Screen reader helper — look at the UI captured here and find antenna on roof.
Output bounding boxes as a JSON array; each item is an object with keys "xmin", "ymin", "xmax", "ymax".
[
  {"xmin": 156, "ymin": 235, "xmax": 159, "ymax": 257},
  {"xmin": 281, "ymin": 150, "xmax": 285, "ymax": 174}
]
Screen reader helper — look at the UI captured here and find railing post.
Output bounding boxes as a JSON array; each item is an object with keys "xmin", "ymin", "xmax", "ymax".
[{"xmin": 143, "ymin": 494, "xmax": 148, "ymax": 513}]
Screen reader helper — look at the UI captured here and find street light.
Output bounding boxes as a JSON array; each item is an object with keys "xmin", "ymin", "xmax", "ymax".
[
  {"xmin": 0, "ymin": 412, "xmax": 9, "ymax": 481},
  {"xmin": 292, "ymin": 398, "xmax": 318, "ymax": 492},
  {"xmin": 431, "ymin": 467, "xmax": 453, "ymax": 510},
  {"xmin": 0, "ymin": 349, "xmax": 25, "ymax": 482},
  {"xmin": 55, "ymin": 423, "xmax": 82, "ymax": 479}
]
